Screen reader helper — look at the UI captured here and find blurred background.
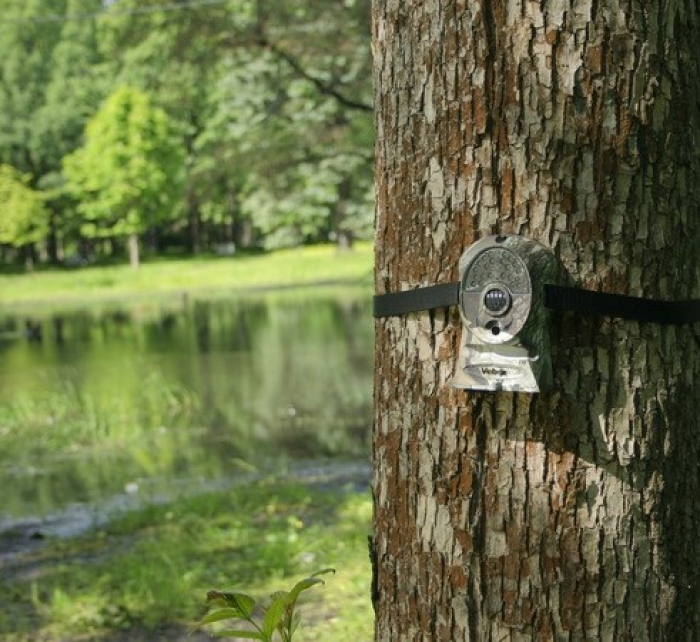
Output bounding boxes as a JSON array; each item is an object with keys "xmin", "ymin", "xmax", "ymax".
[
  {"xmin": 0, "ymin": 1, "xmax": 375, "ymax": 639},
  {"xmin": 0, "ymin": 0, "xmax": 374, "ymax": 265}
]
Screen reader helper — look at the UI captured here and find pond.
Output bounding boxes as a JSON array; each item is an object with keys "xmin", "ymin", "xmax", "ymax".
[{"xmin": 0, "ymin": 288, "xmax": 373, "ymax": 531}]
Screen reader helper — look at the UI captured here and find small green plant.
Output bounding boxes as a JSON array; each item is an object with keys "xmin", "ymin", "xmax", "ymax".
[{"xmin": 197, "ymin": 568, "xmax": 335, "ymax": 641}]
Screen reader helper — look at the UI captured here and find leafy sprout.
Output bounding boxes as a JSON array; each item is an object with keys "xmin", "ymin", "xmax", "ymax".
[{"xmin": 197, "ymin": 568, "xmax": 336, "ymax": 641}]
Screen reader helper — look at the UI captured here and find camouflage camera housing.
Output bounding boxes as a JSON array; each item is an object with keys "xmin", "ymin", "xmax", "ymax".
[{"xmin": 453, "ymin": 234, "xmax": 559, "ymax": 393}]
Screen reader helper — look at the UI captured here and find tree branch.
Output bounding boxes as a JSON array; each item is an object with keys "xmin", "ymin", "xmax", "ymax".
[{"xmin": 262, "ymin": 39, "xmax": 373, "ymax": 113}]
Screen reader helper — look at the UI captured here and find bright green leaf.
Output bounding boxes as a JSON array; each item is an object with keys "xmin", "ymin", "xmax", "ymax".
[
  {"xmin": 287, "ymin": 568, "xmax": 335, "ymax": 606},
  {"xmin": 206, "ymin": 591, "xmax": 256, "ymax": 618},
  {"xmin": 287, "ymin": 577, "xmax": 323, "ymax": 604},
  {"xmin": 290, "ymin": 611, "xmax": 301, "ymax": 636},
  {"xmin": 198, "ymin": 608, "xmax": 247, "ymax": 627},
  {"xmin": 262, "ymin": 591, "xmax": 289, "ymax": 638}
]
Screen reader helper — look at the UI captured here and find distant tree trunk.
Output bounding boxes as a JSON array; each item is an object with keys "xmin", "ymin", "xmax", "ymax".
[
  {"xmin": 23, "ymin": 245, "xmax": 35, "ymax": 272},
  {"xmin": 106, "ymin": 237, "xmax": 119, "ymax": 259},
  {"xmin": 146, "ymin": 227, "xmax": 159, "ymax": 255},
  {"xmin": 185, "ymin": 119, "xmax": 203, "ymax": 255},
  {"xmin": 128, "ymin": 233, "xmax": 139, "ymax": 270},
  {"xmin": 46, "ymin": 210, "xmax": 61, "ymax": 264},
  {"xmin": 235, "ymin": 218, "xmax": 254, "ymax": 249},
  {"xmin": 189, "ymin": 201, "xmax": 201, "ymax": 254},
  {"xmin": 372, "ymin": 1, "xmax": 700, "ymax": 640},
  {"xmin": 335, "ymin": 177, "xmax": 354, "ymax": 251},
  {"xmin": 224, "ymin": 190, "xmax": 236, "ymax": 244}
]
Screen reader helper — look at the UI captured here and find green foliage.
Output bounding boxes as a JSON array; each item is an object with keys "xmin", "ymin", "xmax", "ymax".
[
  {"xmin": 0, "ymin": 371, "xmax": 199, "ymax": 461},
  {"xmin": 0, "ymin": 164, "xmax": 49, "ymax": 247},
  {"xmin": 199, "ymin": 569, "xmax": 336, "ymax": 640},
  {"xmin": 0, "ymin": 0, "xmax": 107, "ymax": 263},
  {"xmin": 0, "ymin": 481, "xmax": 373, "ymax": 640},
  {"xmin": 199, "ymin": 0, "xmax": 374, "ymax": 249},
  {"xmin": 0, "ymin": 0, "xmax": 374, "ymax": 265},
  {"xmin": 31, "ymin": 0, "xmax": 107, "ymax": 170},
  {"xmin": 0, "ymin": 0, "xmax": 106, "ymax": 174},
  {"xmin": 63, "ymin": 86, "xmax": 184, "ymax": 262}
]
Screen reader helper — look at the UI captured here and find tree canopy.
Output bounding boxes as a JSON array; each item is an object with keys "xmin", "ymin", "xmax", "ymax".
[
  {"xmin": 0, "ymin": 164, "xmax": 48, "ymax": 252},
  {"xmin": 63, "ymin": 86, "xmax": 183, "ymax": 267},
  {"xmin": 0, "ymin": 0, "xmax": 373, "ymax": 267}
]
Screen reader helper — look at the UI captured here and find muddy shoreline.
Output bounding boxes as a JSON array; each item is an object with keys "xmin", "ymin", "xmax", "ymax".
[
  {"xmin": 0, "ymin": 460, "xmax": 371, "ymax": 641},
  {"xmin": 1, "ymin": 459, "xmax": 370, "ymax": 570}
]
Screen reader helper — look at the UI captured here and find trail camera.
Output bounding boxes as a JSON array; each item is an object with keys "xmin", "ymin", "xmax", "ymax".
[
  {"xmin": 453, "ymin": 235, "xmax": 559, "ymax": 393},
  {"xmin": 375, "ymin": 231, "xmax": 700, "ymax": 393}
]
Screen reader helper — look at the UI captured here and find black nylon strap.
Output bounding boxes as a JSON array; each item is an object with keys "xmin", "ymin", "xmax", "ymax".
[
  {"xmin": 544, "ymin": 284, "xmax": 700, "ymax": 324},
  {"xmin": 373, "ymin": 282, "xmax": 460, "ymax": 317},
  {"xmin": 373, "ymin": 282, "xmax": 700, "ymax": 324}
]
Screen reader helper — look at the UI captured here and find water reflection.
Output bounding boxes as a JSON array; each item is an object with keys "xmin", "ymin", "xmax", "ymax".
[{"xmin": 0, "ymin": 290, "xmax": 373, "ymax": 519}]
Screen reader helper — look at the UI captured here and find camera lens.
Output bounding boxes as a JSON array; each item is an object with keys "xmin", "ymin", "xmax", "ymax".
[{"xmin": 483, "ymin": 287, "xmax": 510, "ymax": 315}]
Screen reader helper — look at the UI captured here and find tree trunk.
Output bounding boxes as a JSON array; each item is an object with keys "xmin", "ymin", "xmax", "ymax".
[
  {"xmin": 188, "ymin": 192, "xmax": 201, "ymax": 255},
  {"xmin": 335, "ymin": 176, "xmax": 355, "ymax": 251},
  {"xmin": 225, "ymin": 190, "xmax": 236, "ymax": 244},
  {"xmin": 128, "ymin": 233, "xmax": 139, "ymax": 270},
  {"xmin": 22, "ymin": 245, "xmax": 34, "ymax": 272},
  {"xmin": 372, "ymin": 2, "xmax": 700, "ymax": 641},
  {"xmin": 46, "ymin": 210, "xmax": 61, "ymax": 265}
]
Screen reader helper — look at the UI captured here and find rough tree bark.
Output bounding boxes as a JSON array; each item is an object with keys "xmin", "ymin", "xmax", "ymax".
[{"xmin": 372, "ymin": 1, "xmax": 700, "ymax": 640}]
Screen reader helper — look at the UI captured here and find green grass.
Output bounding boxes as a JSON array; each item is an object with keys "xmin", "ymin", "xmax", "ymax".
[
  {"xmin": 0, "ymin": 243, "xmax": 374, "ymax": 309},
  {"xmin": 0, "ymin": 372, "xmax": 199, "ymax": 462},
  {"xmin": 0, "ymin": 245, "xmax": 376, "ymax": 639},
  {"xmin": 0, "ymin": 479, "xmax": 374, "ymax": 641}
]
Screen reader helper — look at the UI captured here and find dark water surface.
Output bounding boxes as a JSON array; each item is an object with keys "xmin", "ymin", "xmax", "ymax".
[{"xmin": 0, "ymin": 289, "xmax": 373, "ymax": 526}]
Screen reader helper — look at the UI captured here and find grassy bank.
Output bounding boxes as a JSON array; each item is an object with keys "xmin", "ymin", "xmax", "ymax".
[
  {"xmin": 0, "ymin": 478, "xmax": 373, "ymax": 641},
  {"xmin": 0, "ymin": 243, "xmax": 373, "ymax": 309},
  {"xmin": 0, "ymin": 244, "xmax": 375, "ymax": 640}
]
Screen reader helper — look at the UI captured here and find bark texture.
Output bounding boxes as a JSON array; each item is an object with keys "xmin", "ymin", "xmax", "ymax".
[{"xmin": 372, "ymin": 1, "xmax": 700, "ymax": 640}]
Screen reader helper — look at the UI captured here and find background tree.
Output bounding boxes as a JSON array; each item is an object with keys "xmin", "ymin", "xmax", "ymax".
[
  {"xmin": 230, "ymin": 0, "xmax": 374, "ymax": 249},
  {"xmin": 0, "ymin": 0, "xmax": 375, "ymax": 267},
  {"xmin": 0, "ymin": 164, "xmax": 49, "ymax": 268},
  {"xmin": 99, "ymin": 0, "xmax": 374, "ymax": 251},
  {"xmin": 0, "ymin": 0, "xmax": 106, "ymax": 263},
  {"xmin": 96, "ymin": 0, "xmax": 241, "ymax": 253},
  {"xmin": 206, "ymin": 48, "xmax": 374, "ymax": 249},
  {"xmin": 372, "ymin": 1, "xmax": 700, "ymax": 640},
  {"xmin": 0, "ymin": 0, "xmax": 65, "ymax": 174},
  {"xmin": 63, "ymin": 86, "xmax": 184, "ymax": 268},
  {"xmin": 0, "ymin": 0, "xmax": 105, "ymax": 175},
  {"xmin": 35, "ymin": 0, "xmax": 107, "ymax": 262}
]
